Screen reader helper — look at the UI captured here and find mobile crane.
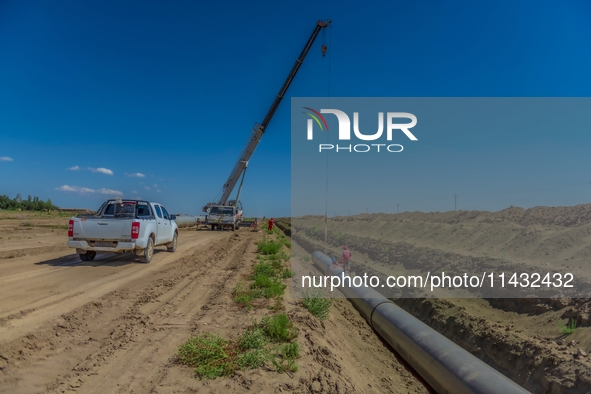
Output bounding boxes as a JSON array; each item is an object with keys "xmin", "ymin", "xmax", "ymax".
[{"xmin": 204, "ymin": 19, "xmax": 331, "ymax": 231}]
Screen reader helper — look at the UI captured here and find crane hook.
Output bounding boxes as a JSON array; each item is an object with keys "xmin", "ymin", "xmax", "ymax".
[{"xmin": 321, "ymin": 44, "xmax": 327, "ymax": 58}]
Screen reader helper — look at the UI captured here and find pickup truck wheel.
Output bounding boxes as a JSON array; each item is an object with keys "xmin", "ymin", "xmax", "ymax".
[
  {"xmin": 167, "ymin": 233, "xmax": 178, "ymax": 252},
  {"xmin": 139, "ymin": 237, "xmax": 154, "ymax": 263},
  {"xmin": 211, "ymin": 224, "xmax": 215, "ymax": 231},
  {"xmin": 79, "ymin": 253, "xmax": 90, "ymax": 261},
  {"xmin": 86, "ymin": 251, "xmax": 96, "ymax": 261}
]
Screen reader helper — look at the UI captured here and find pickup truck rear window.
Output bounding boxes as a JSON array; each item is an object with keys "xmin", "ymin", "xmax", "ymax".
[{"xmin": 102, "ymin": 202, "xmax": 136, "ymax": 218}]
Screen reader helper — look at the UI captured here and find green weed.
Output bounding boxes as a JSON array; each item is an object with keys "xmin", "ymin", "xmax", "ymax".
[
  {"xmin": 253, "ymin": 262, "xmax": 276, "ymax": 278},
  {"xmin": 178, "ymin": 314, "xmax": 300, "ymax": 379},
  {"xmin": 177, "ymin": 333, "xmax": 235, "ymax": 379},
  {"xmin": 252, "ymin": 274, "xmax": 286, "ymax": 299},
  {"xmin": 260, "ymin": 314, "xmax": 298, "ymax": 342},
  {"xmin": 257, "ymin": 239, "xmax": 281, "ymax": 255},
  {"xmin": 302, "ymin": 288, "xmax": 332, "ymax": 320},
  {"xmin": 559, "ymin": 318, "xmax": 577, "ymax": 335},
  {"xmin": 271, "ymin": 342, "xmax": 299, "ymax": 374}
]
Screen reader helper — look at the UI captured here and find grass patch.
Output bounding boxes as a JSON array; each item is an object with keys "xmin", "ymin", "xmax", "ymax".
[
  {"xmin": 278, "ymin": 250, "xmax": 289, "ymax": 262},
  {"xmin": 280, "ymin": 268, "xmax": 293, "ymax": 279},
  {"xmin": 252, "ymin": 274, "xmax": 286, "ymax": 298},
  {"xmin": 560, "ymin": 318, "xmax": 577, "ymax": 335},
  {"xmin": 177, "ymin": 333, "xmax": 236, "ymax": 379},
  {"xmin": 271, "ymin": 342, "xmax": 299, "ymax": 373},
  {"xmin": 257, "ymin": 238, "xmax": 281, "ymax": 255},
  {"xmin": 260, "ymin": 314, "xmax": 299, "ymax": 342},
  {"xmin": 178, "ymin": 315, "xmax": 299, "ymax": 379},
  {"xmin": 232, "ymin": 282, "xmax": 263, "ymax": 309},
  {"xmin": 253, "ymin": 262, "xmax": 276, "ymax": 277},
  {"xmin": 302, "ymin": 288, "xmax": 332, "ymax": 321}
]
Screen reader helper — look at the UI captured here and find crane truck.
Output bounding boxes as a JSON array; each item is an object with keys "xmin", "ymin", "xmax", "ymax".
[{"xmin": 204, "ymin": 19, "xmax": 332, "ymax": 231}]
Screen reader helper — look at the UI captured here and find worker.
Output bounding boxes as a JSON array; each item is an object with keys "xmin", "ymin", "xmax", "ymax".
[
  {"xmin": 268, "ymin": 217, "xmax": 274, "ymax": 231},
  {"xmin": 341, "ymin": 245, "xmax": 352, "ymax": 273}
]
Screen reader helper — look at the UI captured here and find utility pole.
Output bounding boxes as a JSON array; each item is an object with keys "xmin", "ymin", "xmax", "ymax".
[
  {"xmin": 397, "ymin": 203, "xmax": 400, "ymax": 213},
  {"xmin": 454, "ymin": 194, "xmax": 458, "ymax": 211}
]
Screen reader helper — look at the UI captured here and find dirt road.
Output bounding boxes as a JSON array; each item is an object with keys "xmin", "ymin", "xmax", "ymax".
[{"xmin": 0, "ymin": 213, "xmax": 428, "ymax": 394}]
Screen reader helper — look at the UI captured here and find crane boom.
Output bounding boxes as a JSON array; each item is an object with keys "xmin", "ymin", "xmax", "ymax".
[{"xmin": 216, "ymin": 19, "xmax": 331, "ymax": 206}]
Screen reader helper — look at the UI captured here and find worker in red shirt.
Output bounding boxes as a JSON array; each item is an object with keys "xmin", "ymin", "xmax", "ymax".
[
  {"xmin": 341, "ymin": 245, "xmax": 352, "ymax": 273},
  {"xmin": 268, "ymin": 217, "xmax": 274, "ymax": 231}
]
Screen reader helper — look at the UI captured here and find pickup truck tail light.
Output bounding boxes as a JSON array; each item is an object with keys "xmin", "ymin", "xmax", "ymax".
[
  {"xmin": 131, "ymin": 222, "xmax": 140, "ymax": 239},
  {"xmin": 68, "ymin": 220, "xmax": 74, "ymax": 237}
]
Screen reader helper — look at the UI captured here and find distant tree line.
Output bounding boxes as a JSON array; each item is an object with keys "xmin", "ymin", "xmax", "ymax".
[{"xmin": 0, "ymin": 193, "xmax": 59, "ymax": 211}]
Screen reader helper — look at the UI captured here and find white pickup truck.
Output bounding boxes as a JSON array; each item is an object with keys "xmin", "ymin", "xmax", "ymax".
[{"xmin": 67, "ymin": 199, "xmax": 178, "ymax": 263}]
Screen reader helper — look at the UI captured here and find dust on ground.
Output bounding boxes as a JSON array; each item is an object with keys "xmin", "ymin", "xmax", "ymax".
[{"xmin": 0, "ymin": 210, "xmax": 429, "ymax": 394}]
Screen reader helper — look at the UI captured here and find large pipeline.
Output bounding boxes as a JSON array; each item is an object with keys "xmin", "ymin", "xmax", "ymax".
[
  {"xmin": 173, "ymin": 215, "xmax": 199, "ymax": 228},
  {"xmin": 310, "ymin": 251, "xmax": 531, "ymax": 394}
]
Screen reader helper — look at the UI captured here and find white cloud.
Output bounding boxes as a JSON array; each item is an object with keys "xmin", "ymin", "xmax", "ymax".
[
  {"xmin": 98, "ymin": 188, "xmax": 122, "ymax": 196},
  {"xmin": 144, "ymin": 186, "xmax": 150, "ymax": 190},
  {"xmin": 56, "ymin": 185, "xmax": 122, "ymax": 196},
  {"xmin": 128, "ymin": 173, "xmax": 145, "ymax": 178},
  {"xmin": 0, "ymin": 157, "xmax": 13, "ymax": 162},
  {"xmin": 131, "ymin": 191, "xmax": 138, "ymax": 194},
  {"xmin": 56, "ymin": 185, "xmax": 79, "ymax": 192},
  {"xmin": 156, "ymin": 189, "xmax": 161, "ymax": 193},
  {"xmin": 154, "ymin": 184, "xmax": 158, "ymax": 187},
  {"xmin": 56, "ymin": 185, "xmax": 95, "ymax": 194},
  {"xmin": 88, "ymin": 167, "xmax": 114, "ymax": 175},
  {"xmin": 67, "ymin": 165, "xmax": 80, "ymax": 170}
]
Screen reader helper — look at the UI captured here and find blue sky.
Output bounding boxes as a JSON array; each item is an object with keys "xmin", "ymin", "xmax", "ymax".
[{"xmin": 1, "ymin": 1, "xmax": 591, "ymax": 217}]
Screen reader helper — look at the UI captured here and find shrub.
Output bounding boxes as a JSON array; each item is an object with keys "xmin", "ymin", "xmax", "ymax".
[
  {"xmin": 272, "ymin": 342, "xmax": 299, "ymax": 373},
  {"xmin": 257, "ymin": 239, "xmax": 281, "ymax": 255},
  {"xmin": 253, "ymin": 262, "xmax": 276, "ymax": 278},
  {"xmin": 252, "ymin": 274, "xmax": 286, "ymax": 299},
  {"xmin": 260, "ymin": 314, "xmax": 299, "ymax": 342},
  {"xmin": 233, "ymin": 282, "xmax": 263, "ymax": 309},
  {"xmin": 239, "ymin": 327, "xmax": 268, "ymax": 350},
  {"xmin": 302, "ymin": 288, "xmax": 332, "ymax": 320},
  {"xmin": 178, "ymin": 314, "xmax": 300, "ymax": 378},
  {"xmin": 177, "ymin": 334, "xmax": 235, "ymax": 379}
]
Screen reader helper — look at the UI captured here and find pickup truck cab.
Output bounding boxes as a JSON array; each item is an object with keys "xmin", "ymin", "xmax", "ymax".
[
  {"xmin": 207, "ymin": 204, "xmax": 242, "ymax": 231},
  {"xmin": 67, "ymin": 199, "xmax": 178, "ymax": 263}
]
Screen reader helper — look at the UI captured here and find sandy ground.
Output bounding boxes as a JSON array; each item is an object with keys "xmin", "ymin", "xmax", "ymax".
[
  {"xmin": 0, "ymin": 211, "xmax": 429, "ymax": 394},
  {"xmin": 290, "ymin": 205, "xmax": 591, "ymax": 393}
]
